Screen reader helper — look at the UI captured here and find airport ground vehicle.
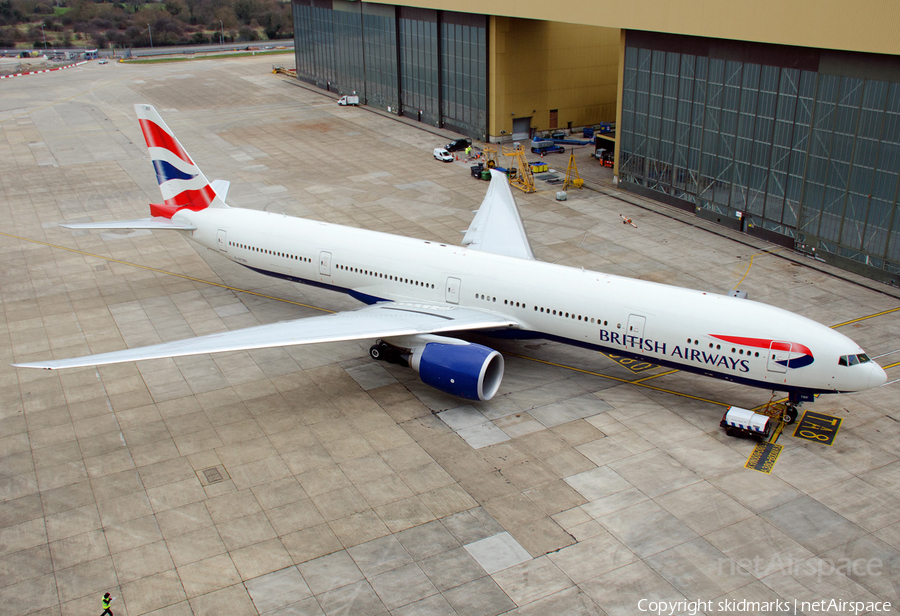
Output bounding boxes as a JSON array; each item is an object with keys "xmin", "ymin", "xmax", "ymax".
[
  {"xmin": 720, "ymin": 406, "xmax": 773, "ymax": 439},
  {"xmin": 445, "ymin": 138, "xmax": 472, "ymax": 152},
  {"xmin": 433, "ymin": 147, "xmax": 454, "ymax": 162},
  {"xmin": 593, "ymin": 149, "xmax": 614, "ymax": 168},
  {"xmin": 530, "ymin": 140, "xmax": 565, "ymax": 154},
  {"xmin": 338, "ymin": 94, "xmax": 359, "ymax": 106}
]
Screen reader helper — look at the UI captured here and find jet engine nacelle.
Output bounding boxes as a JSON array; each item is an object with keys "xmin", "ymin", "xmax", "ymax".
[{"xmin": 408, "ymin": 338, "xmax": 504, "ymax": 401}]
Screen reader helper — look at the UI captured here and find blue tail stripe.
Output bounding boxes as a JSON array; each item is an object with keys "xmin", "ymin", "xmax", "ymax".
[{"xmin": 152, "ymin": 159, "xmax": 197, "ymax": 185}]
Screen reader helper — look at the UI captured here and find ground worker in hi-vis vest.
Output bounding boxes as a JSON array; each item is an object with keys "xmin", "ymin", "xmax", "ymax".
[{"xmin": 101, "ymin": 593, "xmax": 114, "ymax": 616}]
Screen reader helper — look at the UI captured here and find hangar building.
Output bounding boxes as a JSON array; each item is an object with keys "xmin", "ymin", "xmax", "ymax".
[{"xmin": 291, "ymin": 0, "xmax": 900, "ymax": 283}]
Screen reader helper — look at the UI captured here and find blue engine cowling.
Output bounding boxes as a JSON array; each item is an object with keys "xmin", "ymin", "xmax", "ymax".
[{"xmin": 409, "ymin": 341, "xmax": 504, "ymax": 401}]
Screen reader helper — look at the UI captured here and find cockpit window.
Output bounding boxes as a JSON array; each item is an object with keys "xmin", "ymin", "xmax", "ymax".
[{"xmin": 839, "ymin": 353, "xmax": 871, "ymax": 366}]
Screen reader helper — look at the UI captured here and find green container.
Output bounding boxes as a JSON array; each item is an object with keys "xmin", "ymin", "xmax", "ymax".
[{"xmin": 481, "ymin": 170, "xmax": 491, "ymax": 180}]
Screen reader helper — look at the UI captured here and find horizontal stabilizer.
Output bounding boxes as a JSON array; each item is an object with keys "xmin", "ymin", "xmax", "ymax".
[{"xmin": 60, "ymin": 218, "xmax": 196, "ymax": 230}]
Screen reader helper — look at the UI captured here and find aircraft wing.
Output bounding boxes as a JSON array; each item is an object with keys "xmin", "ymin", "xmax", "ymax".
[
  {"xmin": 12, "ymin": 303, "xmax": 518, "ymax": 370},
  {"xmin": 462, "ymin": 170, "xmax": 535, "ymax": 260},
  {"xmin": 60, "ymin": 218, "xmax": 196, "ymax": 230}
]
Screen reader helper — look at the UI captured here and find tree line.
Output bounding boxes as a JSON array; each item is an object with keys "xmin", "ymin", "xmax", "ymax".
[{"xmin": 0, "ymin": 0, "xmax": 293, "ymax": 50}]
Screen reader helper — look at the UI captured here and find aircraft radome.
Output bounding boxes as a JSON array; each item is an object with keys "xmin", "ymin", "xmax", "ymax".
[{"xmin": 12, "ymin": 105, "xmax": 888, "ymax": 423}]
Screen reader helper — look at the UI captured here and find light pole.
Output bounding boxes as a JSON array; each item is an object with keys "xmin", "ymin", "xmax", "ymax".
[
  {"xmin": 148, "ymin": 24, "xmax": 153, "ymax": 49},
  {"xmin": 40, "ymin": 24, "xmax": 47, "ymax": 49},
  {"xmin": 220, "ymin": 20, "xmax": 224, "ymax": 45}
]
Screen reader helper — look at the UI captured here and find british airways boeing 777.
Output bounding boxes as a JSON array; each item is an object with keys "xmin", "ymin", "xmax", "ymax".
[{"xmin": 12, "ymin": 105, "xmax": 887, "ymax": 422}]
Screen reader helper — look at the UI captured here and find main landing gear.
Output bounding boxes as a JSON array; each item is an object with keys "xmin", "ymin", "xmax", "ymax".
[{"xmin": 369, "ymin": 340, "xmax": 409, "ymax": 367}]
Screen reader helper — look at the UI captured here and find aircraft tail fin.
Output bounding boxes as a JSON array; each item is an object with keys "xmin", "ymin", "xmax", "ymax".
[{"xmin": 135, "ymin": 104, "xmax": 229, "ymax": 219}]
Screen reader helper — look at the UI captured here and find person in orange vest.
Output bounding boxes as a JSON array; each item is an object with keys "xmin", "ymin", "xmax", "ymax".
[{"xmin": 101, "ymin": 593, "xmax": 114, "ymax": 616}]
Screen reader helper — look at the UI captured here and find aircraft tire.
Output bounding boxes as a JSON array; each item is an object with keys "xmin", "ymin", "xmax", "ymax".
[
  {"xmin": 784, "ymin": 407, "xmax": 798, "ymax": 424},
  {"xmin": 369, "ymin": 344, "xmax": 384, "ymax": 361}
]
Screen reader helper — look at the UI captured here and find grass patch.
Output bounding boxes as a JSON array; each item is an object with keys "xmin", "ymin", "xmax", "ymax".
[{"xmin": 121, "ymin": 49, "xmax": 292, "ymax": 64}]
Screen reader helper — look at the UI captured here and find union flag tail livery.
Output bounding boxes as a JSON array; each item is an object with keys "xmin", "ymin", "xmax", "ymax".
[{"xmin": 135, "ymin": 104, "xmax": 228, "ymax": 218}]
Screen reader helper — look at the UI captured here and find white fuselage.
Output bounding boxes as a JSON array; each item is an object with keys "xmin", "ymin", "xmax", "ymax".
[{"xmin": 174, "ymin": 206, "xmax": 885, "ymax": 397}]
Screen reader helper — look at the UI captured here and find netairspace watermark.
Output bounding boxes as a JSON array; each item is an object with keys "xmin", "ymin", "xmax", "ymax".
[
  {"xmin": 717, "ymin": 555, "xmax": 883, "ymax": 582},
  {"xmin": 637, "ymin": 598, "xmax": 892, "ymax": 616}
]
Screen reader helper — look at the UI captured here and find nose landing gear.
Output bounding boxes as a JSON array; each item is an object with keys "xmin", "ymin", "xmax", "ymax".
[
  {"xmin": 783, "ymin": 404, "xmax": 799, "ymax": 425},
  {"xmin": 762, "ymin": 393, "xmax": 805, "ymax": 425},
  {"xmin": 755, "ymin": 392, "xmax": 802, "ymax": 425}
]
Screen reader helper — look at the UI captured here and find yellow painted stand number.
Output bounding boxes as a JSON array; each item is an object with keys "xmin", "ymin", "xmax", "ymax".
[
  {"xmin": 792, "ymin": 411, "xmax": 842, "ymax": 446},
  {"xmin": 603, "ymin": 354, "xmax": 657, "ymax": 374}
]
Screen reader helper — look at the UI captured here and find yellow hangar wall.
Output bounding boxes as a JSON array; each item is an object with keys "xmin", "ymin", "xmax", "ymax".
[
  {"xmin": 489, "ymin": 18, "xmax": 619, "ymax": 140},
  {"xmin": 368, "ymin": 0, "xmax": 900, "ymax": 56}
]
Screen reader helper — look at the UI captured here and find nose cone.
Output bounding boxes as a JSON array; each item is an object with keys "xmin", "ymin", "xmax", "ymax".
[{"xmin": 870, "ymin": 362, "xmax": 888, "ymax": 389}]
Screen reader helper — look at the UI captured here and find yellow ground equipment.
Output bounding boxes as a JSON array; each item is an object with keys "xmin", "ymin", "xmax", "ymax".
[
  {"xmin": 482, "ymin": 144, "xmax": 499, "ymax": 169},
  {"xmin": 501, "ymin": 145, "xmax": 535, "ymax": 193},
  {"xmin": 564, "ymin": 149, "xmax": 584, "ymax": 190}
]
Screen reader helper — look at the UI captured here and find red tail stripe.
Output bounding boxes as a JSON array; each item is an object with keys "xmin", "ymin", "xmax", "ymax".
[
  {"xmin": 150, "ymin": 203, "xmax": 187, "ymax": 219},
  {"xmin": 163, "ymin": 184, "xmax": 215, "ymax": 209},
  {"xmin": 139, "ymin": 119, "xmax": 193, "ymax": 165},
  {"xmin": 150, "ymin": 185, "xmax": 215, "ymax": 218},
  {"xmin": 710, "ymin": 334, "xmax": 812, "ymax": 356}
]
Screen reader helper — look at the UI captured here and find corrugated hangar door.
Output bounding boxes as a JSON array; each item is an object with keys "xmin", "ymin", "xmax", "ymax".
[{"xmin": 512, "ymin": 117, "xmax": 531, "ymax": 141}]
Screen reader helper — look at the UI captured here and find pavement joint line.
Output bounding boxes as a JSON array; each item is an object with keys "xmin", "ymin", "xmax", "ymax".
[
  {"xmin": 732, "ymin": 246, "xmax": 786, "ymax": 291},
  {"xmin": 0, "ymin": 230, "xmax": 334, "ymax": 313},
  {"xmin": 0, "ymin": 74, "xmax": 134, "ymax": 124},
  {"xmin": 872, "ymin": 349, "xmax": 900, "ymax": 359},
  {"xmin": 506, "ymin": 352, "xmax": 730, "ymax": 407}
]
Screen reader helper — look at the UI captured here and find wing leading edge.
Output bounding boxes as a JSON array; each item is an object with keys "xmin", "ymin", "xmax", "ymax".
[
  {"xmin": 462, "ymin": 170, "xmax": 534, "ymax": 260},
  {"xmin": 12, "ymin": 304, "xmax": 518, "ymax": 370}
]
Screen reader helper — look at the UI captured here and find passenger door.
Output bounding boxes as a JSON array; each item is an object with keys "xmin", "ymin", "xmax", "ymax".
[
  {"xmin": 627, "ymin": 314, "xmax": 646, "ymax": 339},
  {"xmin": 446, "ymin": 277, "xmax": 461, "ymax": 304},
  {"xmin": 318, "ymin": 251, "xmax": 332, "ymax": 277},
  {"xmin": 767, "ymin": 341, "xmax": 791, "ymax": 373}
]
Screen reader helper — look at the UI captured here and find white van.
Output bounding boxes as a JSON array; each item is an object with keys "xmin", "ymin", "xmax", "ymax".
[{"xmin": 433, "ymin": 148, "xmax": 453, "ymax": 162}]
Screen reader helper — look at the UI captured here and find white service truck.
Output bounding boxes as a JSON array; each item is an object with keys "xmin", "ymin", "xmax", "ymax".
[
  {"xmin": 338, "ymin": 94, "xmax": 359, "ymax": 106},
  {"xmin": 720, "ymin": 406, "xmax": 772, "ymax": 441}
]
